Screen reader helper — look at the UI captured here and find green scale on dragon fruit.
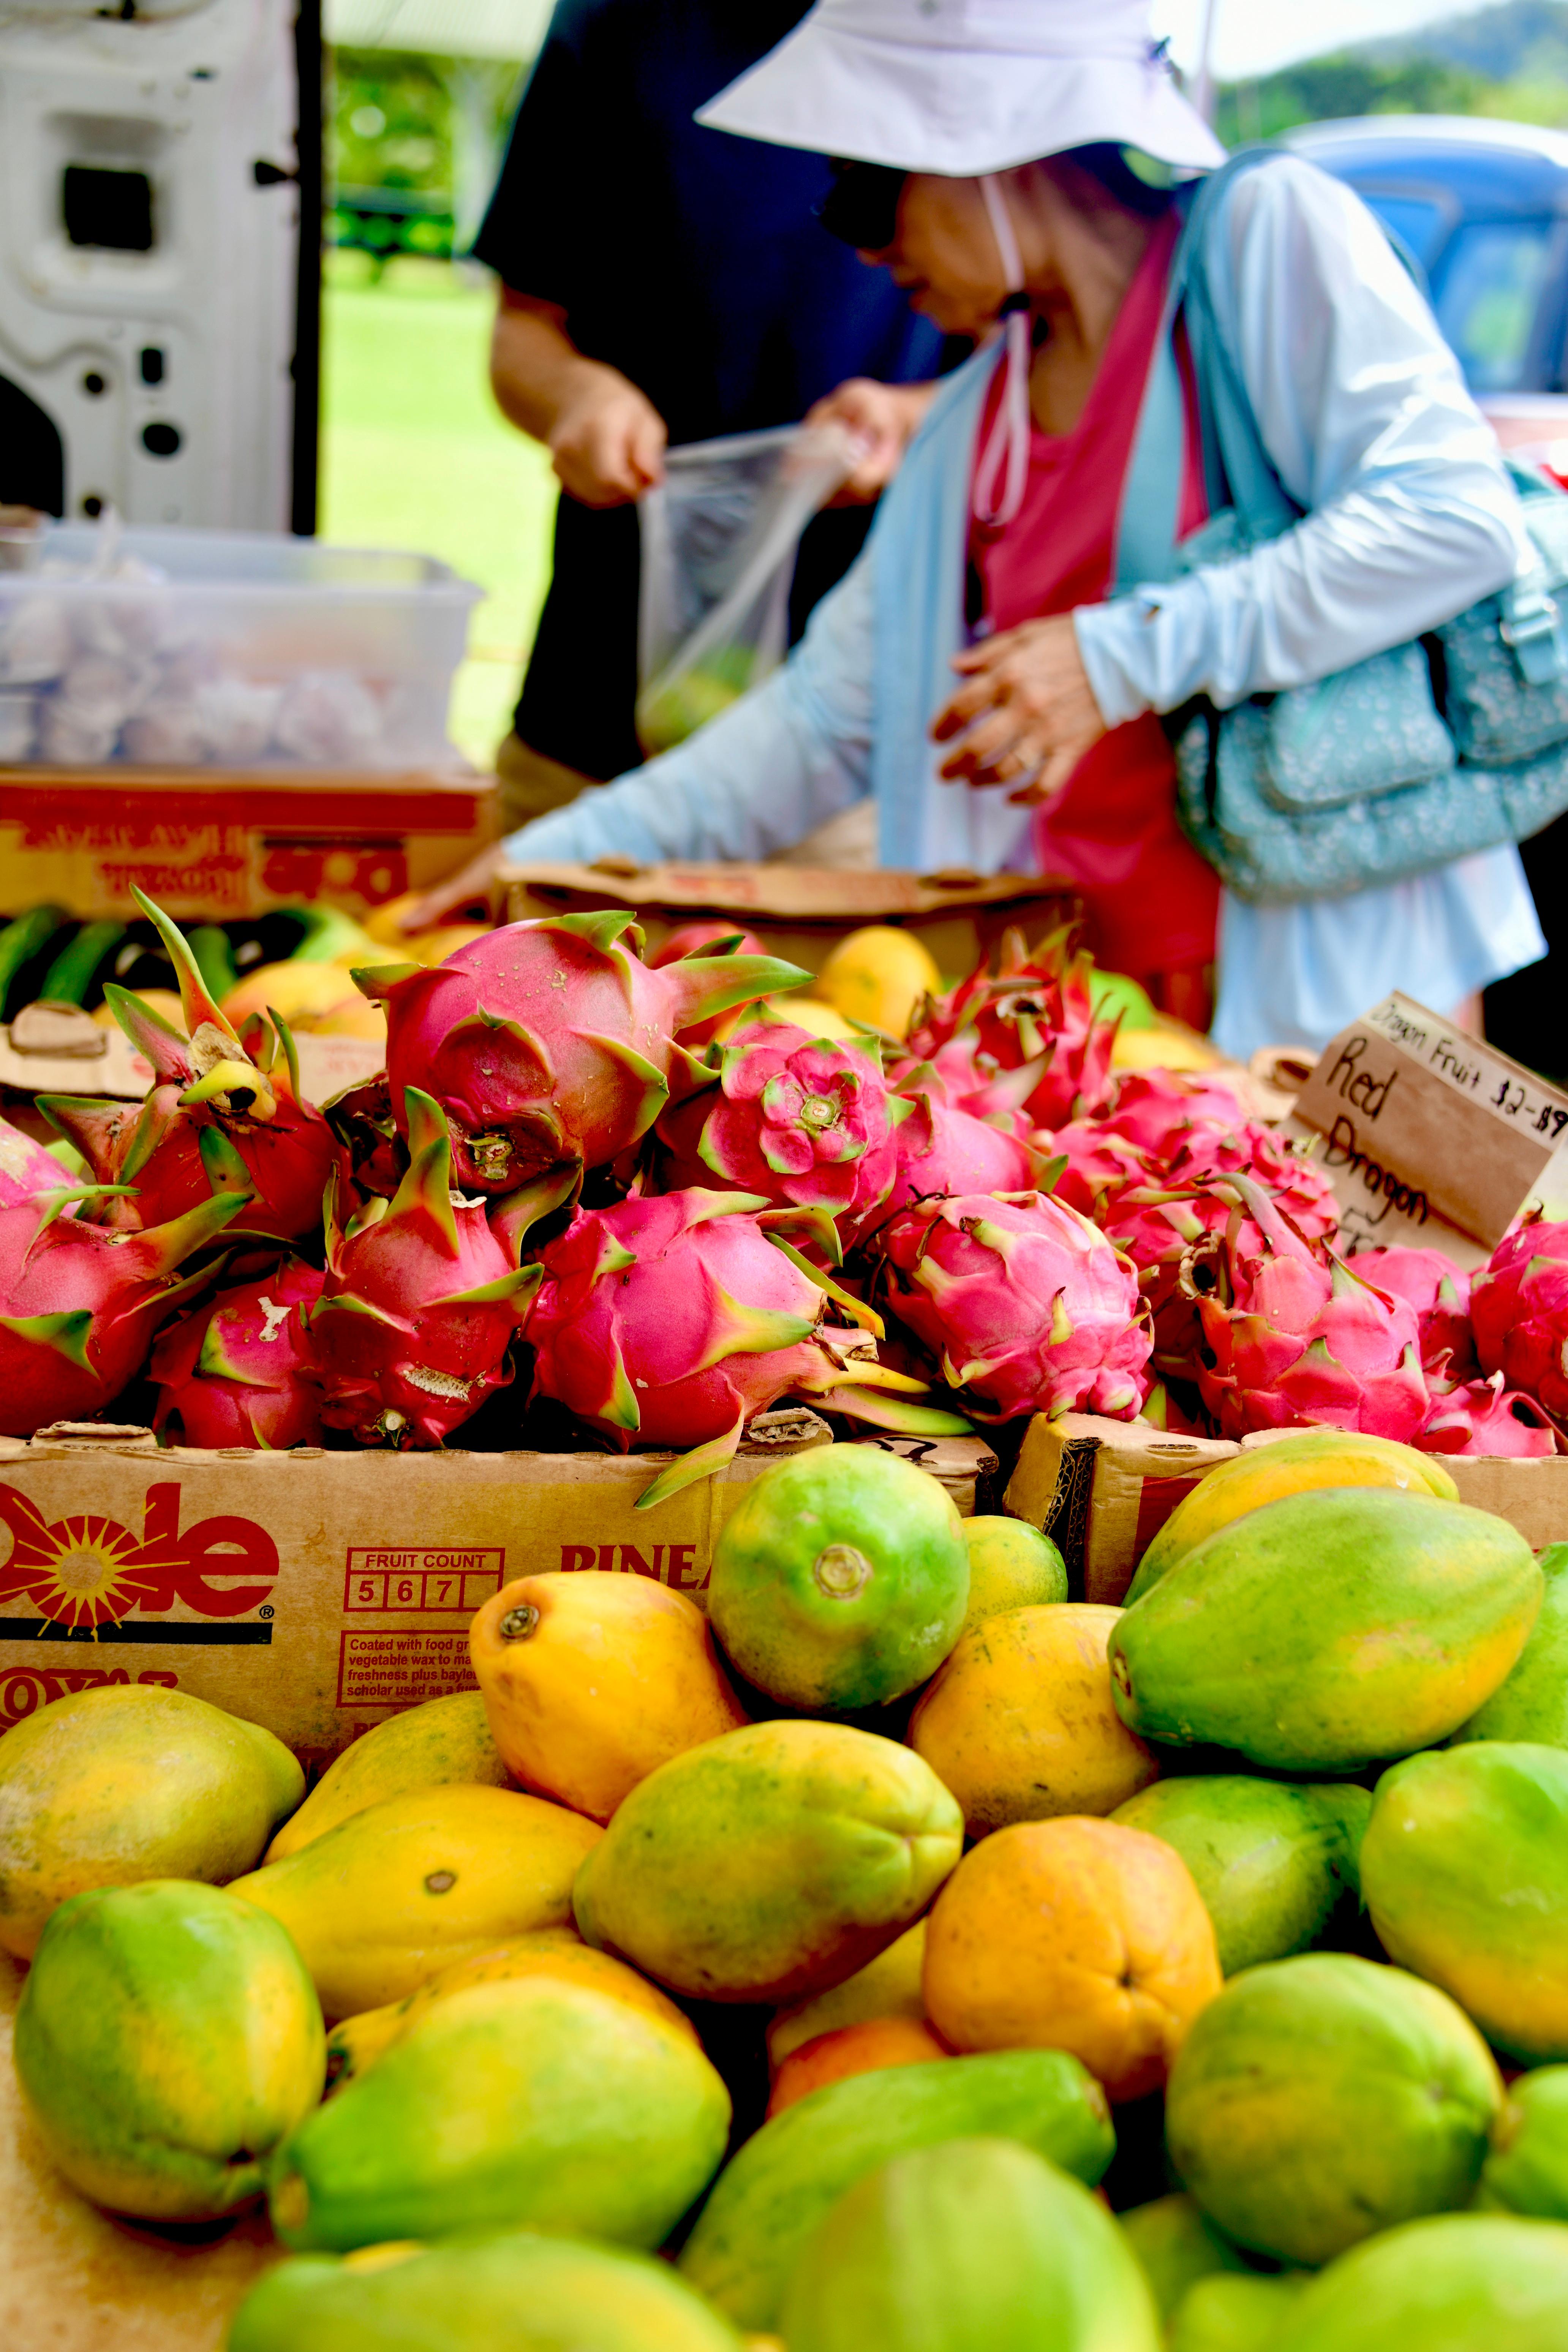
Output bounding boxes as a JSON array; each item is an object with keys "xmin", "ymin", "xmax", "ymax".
[
  {"xmin": 38, "ymin": 889, "xmax": 335, "ymax": 1244},
  {"xmin": 524, "ymin": 1186, "xmax": 970, "ymax": 1510},
  {"xmin": 352, "ymin": 911, "xmax": 813, "ymax": 1193}
]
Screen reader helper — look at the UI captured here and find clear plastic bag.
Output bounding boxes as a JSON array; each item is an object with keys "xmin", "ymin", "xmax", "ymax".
[{"xmin": 635, "ymin": 422, "xmax": 857, "ymax": 757}]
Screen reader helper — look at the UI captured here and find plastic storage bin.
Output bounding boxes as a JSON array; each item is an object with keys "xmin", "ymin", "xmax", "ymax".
[{"xmin": 0, "ymin": 524, "xmax": 482, "ymax": 771}]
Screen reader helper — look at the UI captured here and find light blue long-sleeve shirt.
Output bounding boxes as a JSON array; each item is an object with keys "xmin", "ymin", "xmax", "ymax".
[{"xmin": 502, "ymin": 156, "xmax": 1544, "ymax": 1053}]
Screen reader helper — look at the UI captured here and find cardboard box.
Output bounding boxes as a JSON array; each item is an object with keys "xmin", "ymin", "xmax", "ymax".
[
  {"xmin": 0, "ymin": 1422, "xmax": 997, "ymax": 1768},
  {"xmin": 0, "ymin": 765, "xmax": 498, "ymax": 922},
  {"xmin": 0, "ymin": 1020, "xmax": 385, "ymax": 1110},
  {"xmin": 502, "ymin": 860, "xmax": 1080, "ymax": 982},
  {"xmin": 1004, "ymin": 1413, "xmax": 1568, "ymax": 1605}
]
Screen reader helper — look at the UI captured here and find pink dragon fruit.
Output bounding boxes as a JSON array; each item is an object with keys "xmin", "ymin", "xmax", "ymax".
[
  {"xmin": 1044, "ymin": 1119, "xmax": 1159, "ymax": 1220},
  {"xmin": 647, "ymin": 920, "xmax": 767, "ymax": 1046},
  {"xmin": 151, "ymin": 1257, "xmax": 326, "ymax": 1449},
  {"xmin": 0, "ymin": 1184, "xmax": 249, "ymax": 1437},
  {"xmin": 654, "ymin": 1019, "xmax": 898, "ymax": 1222},
  {"xmin": 1415, "ymin": 1370, "xmax": 1557, "ymax": 1458},
  {"xmin": 526, "ymin": 1188, "xmax": 947, "ymax": 1508},
  {"xmin": 354, "ymin": 910, "xmax": 810, "ymax": 1193},
  {"xmin": 1098, "ymin": 1068, "xmax": 1250, "ymax": 1158},
  {"xmin": 1470, "ymin": 1216, "xmax": 1568, "ymax": 1422},
  {"xmin": 872, "ymin": 1190, "xmax": 1154, "ymax": 1421},
  {"xmin": 1351, "ymin": 1246, "xmax": 1476, "ymax": 1378},
  {"xmin": 902, "ymin": 926, "xmax": 1120, "ymax": 1132},
  {"xmin": 1184, "ymin": 1176, "xmax": 1428, "ymax": 1442},
  {"xmin": 0, "ymin": 1115, "xmax": 77, "ymax": 1208},
  {"xmin": 308, "ymin": 1089, "xmax": 551, "ymax": 1449},
  {"xmin": 40, "ymin": 890, "xmax": 335, "ymax": 1242}
]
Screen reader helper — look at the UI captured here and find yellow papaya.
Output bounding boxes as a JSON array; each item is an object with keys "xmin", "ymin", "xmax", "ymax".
[
  {"xmin": 230, "ymin": 1783, "xmax": 602, "ymax": 2019},
  {"xmin": 469, "ymin": 1571, "xmax": 747, "ymax": 1823},
  {"xmin": 266, "ymin": 1692, "xmax": 509, "ymax": 1863},
  {"xmin": 1129, "ymin": 1431, "xmax": 1457, "ymax": 1603},
  {"xmin": 0, "ymin": 1684, "xmax": 303, "ymax": 1960},
  {"xmin": 768, "ymin": 1921, "xmax": 927, "ymax": 2073},
  {"xmin": 960, "ymin": 1518, "xmax": 1068, "ymax": 1634}
]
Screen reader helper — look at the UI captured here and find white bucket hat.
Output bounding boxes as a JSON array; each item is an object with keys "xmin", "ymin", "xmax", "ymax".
[{"xmin": 697, "ymin": 0, "xmax": 1225, "ymax": 178}]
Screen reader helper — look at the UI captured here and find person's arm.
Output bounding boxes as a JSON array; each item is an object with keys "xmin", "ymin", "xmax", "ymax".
[
  {"xmin": 491, "ymin": 292, "xmax": 666, "ymax": 507},
  {"xmin": 1073, "ymin": 156, "xmax": 1529, "ymax": 724},
  {"xmin": 408, "ymin": 554, "xmax": 878, "ymax": 921}
]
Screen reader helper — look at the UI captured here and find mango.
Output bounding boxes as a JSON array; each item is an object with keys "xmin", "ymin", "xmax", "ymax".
[
  {"xmin": 960, "ymin": 1516, "xmax": 1068, "ymax": 1631},
  {"xmin": 14, "ymin": 1879, "xmax": 323, "ymax": 2220},
  {"xmin": 228, "ymin": 2229, "xmax": 746, "ymax": 2352},
  {"xmin": 1163, "ymin": 1953, "xmax": 1503, "ymax": 2266},
  {"xmin": 1128, "ymin": 1431, "xmax": 1457, "ymax": 1601},
  {"xmin": 768, "ymin": 1920, "xmax": 926, "ymax": 2072},
  {"xmin": 923, "ymin": 1815, "xmax": 1222, "ymax": 2102},
  {"xmin": 707, "ymin": 1448, "xmax": 969, "ymax": 1711},
  {"xmin": 325, "ymin": 1927, "xmax": 697, "ymax": 2090},
  {"xmin": 265, "ymin": 1691, "xmax": 508, "ymax": 1862},
  {"xmin": 1119, "ymin": 2193, "xmax": 1253, "ymax": 2322},
  {"xmin": 1360, "ymin": 1742, "xmax": 1568, "ymax": 2062},
  {"xmin": 809, "ymin": 926, "xmax": 941, "ymax": 1040},
  {"xmin": 469, "ymin": 1571, "xmax": 747, "ymax": 1822},
  {"xmin": 1452, "ymin": 1543, "xmax": 1568, "ymax": 1748},
  {"xmin": 1479, "ymin": 2067, "xmax": 1568, "ymax": 2218},
  {"xmin": 269, "ymin": 1976, "xmax": 730, "ymax": 2252},
  {"xmin": 678, "ymin": 2049, "xmax": 1114, "ymax": 2331},
  {"xmin": 230, "ymin": 1782, "xmax": 601, "ymax": 2018},
  {"xmin": 1109, "ymin": 1490, "xmax": 1541, "ymax": 1772},
  {"xmin": 778, "ymin": 2136, "xmax": 1161, "ymax": 2352},
  {"xmin": 910, "ymin": 1603, "xmax": 1158, "ymax": 1837},
  {"xmin": 573, "ymin": 1720, "xmax": 961, "ymax": 2004},
  {"xmin": 1265, "ymin": 2213, "xmax": 1568, "ymax": 2352},
  {"xmin": 766, "ymin": 2017, "xmax": 949, "ymax": 2116},
  {"xmin": 0, "ymin": 1683, "xmax": 303, "ymax": 1959},
  {"xmin": 1110, "ymin": 1777, "xmax": 1370, "ymax": 1976},
  {"xmin": 1168, "ymin": 2273, "xmax": 1308, "ymax": 2352}
]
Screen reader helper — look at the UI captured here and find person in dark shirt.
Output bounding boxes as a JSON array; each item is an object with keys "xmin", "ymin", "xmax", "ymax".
[{"xmin": 469, "ymin": 0, "xmax": 945, "ymax": 822}]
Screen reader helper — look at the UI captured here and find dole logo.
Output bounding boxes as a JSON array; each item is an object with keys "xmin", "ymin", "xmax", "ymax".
[{"xmin": 0, "ymin": 1482, "xmax": 278, "ymax": 1633}]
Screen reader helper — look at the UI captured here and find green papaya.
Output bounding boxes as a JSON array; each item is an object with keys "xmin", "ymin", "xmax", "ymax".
[
  {"xmin": 574, "ymin": 1719, "xmax": 962, "ymax": 2003},
  {"xmin": 1452, "ymin": 1543, "xmax": 1568, "ymax": 1748},
  {"xmin": 1110, "ymin": 1778, "xmax": 1370, "ymax": 1975},
  {"xmin": 227, "ymin": 2230, "xmax": 744, "ymax": 2352},
  {"xmin": 678, "ymin": 2050, "xmax": 1114, "ymax": 2331},
  {"xmin": 1479, "ymin": 2067, "xmax": 1568, "ymax": 2218},
  {"xmin": 0, "ymin": 1682, "xmax": 304, "ymax": 1960},
  {"xmin": 267, "ymin": 1975, "xmax": 730, "ymax": 2252},
  {"xmin": 778, "ymin": 2137, "xmax": 1160, "ymax": 2352},
  {"xmin": 1168, "ymin": 2273, "xmax": 1309, "ymax": 2352},
  {"xmin": 1361, "ymin": 1743, "xmax": 1568, "ymax": 2063},
  {"xmin": 1163, "ymin": 1953, "xmax": 1502, "ymax": 2267},
  {"xmin": 1108, "ymin": 1490, "xmax": 1540, "ymax": 1772},
  {"xmin": 14, "ymin": 1879, "xmax": 323, "ymax": 2220},
  {"xmin": 1265, "ymin": 2214, "xmax": 1568, "ymax": 2352},
  {"xmin": 1118, "ymin": 2192, "xmax": 1253, "ymax": 2321}
]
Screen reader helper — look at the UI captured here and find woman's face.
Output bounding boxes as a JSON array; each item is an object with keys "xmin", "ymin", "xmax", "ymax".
[{"xmin": 865, "ymin": 175, "xmax": 1013, "ymax": 338}]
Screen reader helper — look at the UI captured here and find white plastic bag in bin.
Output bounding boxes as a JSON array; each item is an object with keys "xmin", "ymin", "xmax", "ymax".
[{"xmin": 636, "ymin": 422, "xmax": 857, "ymax": 756}]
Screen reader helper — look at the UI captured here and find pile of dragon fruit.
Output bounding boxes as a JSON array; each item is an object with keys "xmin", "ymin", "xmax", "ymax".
[{"xmin": 0, "ymin": 897, "xmax": 1560, "ymax": 1492}]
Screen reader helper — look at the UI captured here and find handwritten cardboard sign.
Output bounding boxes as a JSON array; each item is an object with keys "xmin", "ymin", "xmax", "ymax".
[{"xmin": 1288, "ymin": 992, "xmax": 1568, "ymax": 1262}]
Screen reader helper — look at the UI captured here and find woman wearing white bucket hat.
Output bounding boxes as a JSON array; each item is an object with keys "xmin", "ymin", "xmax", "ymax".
[{"xmin": 424, "ymin": 0, "xmax": 1545, "ymax": 1058}]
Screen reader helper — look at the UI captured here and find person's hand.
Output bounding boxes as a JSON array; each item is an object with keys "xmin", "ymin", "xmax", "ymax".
[
  {"xmin": 548, "ymin": 365, "xmax": 667, "ymax": 507},
  {"xmin": 399, "ymin": 844, "xmax": 509, "ymax": 933},
  {"xmin": 931, "ymin": 613, "xmax": 1108, "ymax": 803},
  {"xmin": 804, "ymin": 379, "xmax": 936, "ymax": 503}
]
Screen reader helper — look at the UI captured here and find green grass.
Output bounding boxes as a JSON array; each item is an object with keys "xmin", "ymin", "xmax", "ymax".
[{"xmin": 318, "ymin": 251, "xmax": 558, "ymax": 769}]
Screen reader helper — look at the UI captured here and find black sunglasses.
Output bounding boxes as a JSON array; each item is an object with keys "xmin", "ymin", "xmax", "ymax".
[{"xmin": 816, "ymin": 161, "xmax": 908, "ymax": 252}]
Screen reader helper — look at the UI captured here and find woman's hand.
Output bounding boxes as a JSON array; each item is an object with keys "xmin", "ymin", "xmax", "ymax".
[
  {"xmin": 931, "ymin": 613, "xmax": 1107, "ymax": 803},
  {"xmin": 804, "ymin": 379, "xmax": 936, "ymax": 504}
]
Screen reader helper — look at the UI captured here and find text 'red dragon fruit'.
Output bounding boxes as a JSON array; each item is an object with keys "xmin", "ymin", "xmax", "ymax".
[
  {"xmin": 355, "ymin": 911, "xmax": 811, "ymax": 1193},
  {"xmin": 0, "ymin": 1185, "xmax": 249, "ymax": 1437},
  {"xmin": 654, "ymin": 1019, "xmax": 898, "ymax": 1222},
  {"xmin": 308, "ymin": 1089, "xmax": 552, "ymax": 1449},
  {"xmin": 526, "ymin": 1188, "xmax": 954, "ymax": 1508},
  {"xmin": 0, "ymin": 1115, "xmax": 77, "ymax": 1208},
  {"xmin": 40, "ymin": 890, "xmax": 335, "ymax": 1242},
  {"xmin": 902, "ymin": 926, "xmax": 1119, "ymax": 1132},
  {"xmin": 1184, "ymin": 1176, "xmax": 1428, "ymax": 1442},
  {"xmin": 1352, "ymin": 1246, "xmax": 1476, "ymax": 1377},
  {"xmin": 873, "ymin": 1190, "xmax": 1153, "ymax": 1421},
  {"xmin": 1416, "ymin": 1370, "xmax": 1557, "ymax": 1458},
  {"xmin": 1470, "ymin": 1216, "xmax": 1568, "ymax": 1424},
  {"xmin": 151, "ymin": 1257, "xmax": 326, "ymax": 1449}
]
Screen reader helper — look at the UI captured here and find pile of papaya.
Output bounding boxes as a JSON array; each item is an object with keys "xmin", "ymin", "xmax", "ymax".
[{"xmin": 4, "ymin": 1432, "xmax": 1568, "ymax": 2350}]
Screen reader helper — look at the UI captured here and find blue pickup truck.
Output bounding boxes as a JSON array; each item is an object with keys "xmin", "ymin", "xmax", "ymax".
[{"xmin": 1287, "ymin": 115, "xmax": 1568, "ymax": 1080}]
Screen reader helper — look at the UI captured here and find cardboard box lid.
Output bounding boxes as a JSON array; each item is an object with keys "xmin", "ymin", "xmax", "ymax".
[
  {"xmin": 0, "ymin": 1020, "xmax": 384, "ymax": 1105},
  {"xmin": 503, "ymin": 860, "xmax": 1077, "ymax": 928},
  {"xmin": 0, "ymin": 762, "xmax": 489, "ymax": 802}
]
